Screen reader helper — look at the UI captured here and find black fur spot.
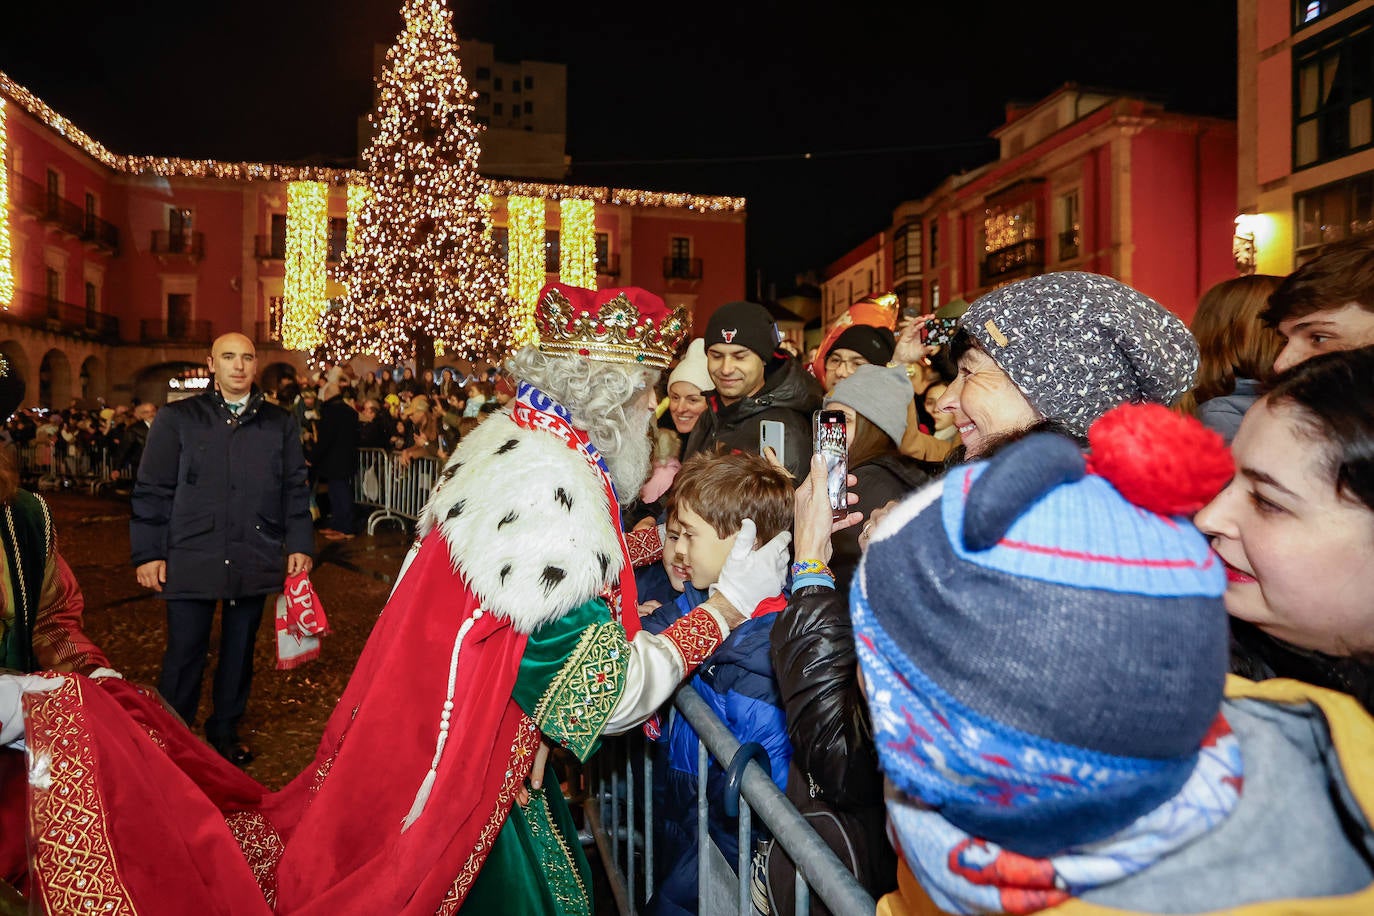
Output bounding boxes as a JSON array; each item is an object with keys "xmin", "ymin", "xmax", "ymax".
[
  {"xmin": 540, "ymin": 566, "xmax": 567, "ymax": 594},
  {"xmin": 555, "ymin": 488, "xmax": 574, "ymax": 511},
  {"xmin": 441, "ymin": 463, "xmax": 461, "ymax": 481},
  {"xmin": 498, "ymin": 511, "xmax": 518, "ymax": 529},
  {"xmin": 500, "ymin": 564, "xmax": 512, "ymax": 584},
  {"xmin": 446, "ymin": 500, "xmax": 465, "ymax": 520},
  {"xmin": 496, "ymin": 439, "xmax": 519, "ymax": 455},
  {"xmin": 598, "ymin": 553, "xmax": 611, "ymax": 579}
]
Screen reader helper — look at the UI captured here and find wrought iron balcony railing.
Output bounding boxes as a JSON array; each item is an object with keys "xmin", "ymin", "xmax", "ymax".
[
  {"xmin": 140, "ymin": 318, "xmax": 213, "ymax": 346},
  {"xmin": 3, "ymin": 290, "xmax": 120, "ymax": 342},
  {"xmin": 151, "ymin": 230, "xmax": 205, "ymax": 259},
  {"xmin": 663, "ymin": 257, "xmax": 703, "ymax": 281},
  {"xmin": 1058, "ymin": 230, "xmax": 1081, "ymax": 262},
  {"xmin": 982, "ymin": 239, "xmax": 1045, "ymax": 283},
  {"xmin": 255, "ymin": 235, "xmax": 286, "ymax": 260},
  {"xmin": 83, "ymin": 214, "xmax": 120, "ymax": 252}
]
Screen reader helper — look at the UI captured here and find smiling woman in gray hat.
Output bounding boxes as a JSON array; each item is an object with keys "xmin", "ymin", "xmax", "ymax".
[{"xmin": 935, "ymin": 271, "xmax": 1199, "ymax": 458}]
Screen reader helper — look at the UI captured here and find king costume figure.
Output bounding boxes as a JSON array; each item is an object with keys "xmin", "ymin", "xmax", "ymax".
[{"xmin": 5, "ymin": 283, "xmax": 791, "ymax": 915}]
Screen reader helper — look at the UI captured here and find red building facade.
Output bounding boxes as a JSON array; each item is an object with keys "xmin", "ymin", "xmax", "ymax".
[
  {"xmin": 830, "ymin": 87, "xmax": 1237, "ymax": 325},
  {"xmin": 0, "ymin": 73, "xmax": 746, "ymax": 407}
]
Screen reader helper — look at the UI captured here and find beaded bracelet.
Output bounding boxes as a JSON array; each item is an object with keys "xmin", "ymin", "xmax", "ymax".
[{"xmin": 791, "ymin": 559, "xmax": 832, "ymax": 579}]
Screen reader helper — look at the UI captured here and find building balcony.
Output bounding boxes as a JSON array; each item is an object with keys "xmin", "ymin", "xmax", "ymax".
[
  {"xmin": 4, "ymin": 290, "xmax": 120, "ymax": 343},
  {"xmin": 151, "ymin": 230, "xmax": 205, "ymax": 260},
  {"xmin": 982, "ymin": 239, "xmax": 1045, "ymax": 284},
  {"xmin": 596, "ymin": 253, "xmax": 621, "ymax": 278},
  {"xmin": 255, "ymin": 235, "xmax": 286, "ymax": 260},
  {"xmin": 663, "ymin": 257, "xmax": 703, "ymax": 281},
  {"xmin": 82, "ymin": 214, "xmax": 120, "ymax": 253},
  {"xmin": 1058, "ymin": 230, "xmax": 1081, "ymax": 262},
  {"xmin": 140, "ymin": 318, "xmax": 213, "ymax": 346},
  {"xmin": 8, "ymin": 172, "xmax": 95, "ymax": 239}
]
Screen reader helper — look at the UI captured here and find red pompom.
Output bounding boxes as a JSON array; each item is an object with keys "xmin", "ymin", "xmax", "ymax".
[{"xmin": 1085, "ymin": 403, "xmax": 1234, "ymax": 516}]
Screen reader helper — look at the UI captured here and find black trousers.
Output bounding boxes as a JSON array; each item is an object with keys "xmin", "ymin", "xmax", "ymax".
[
  {"xmin": 159, "ymin": 596, "xmax": 266, "ymax": 741},
  {"xmin": 326, "ymin": 476, "xmax": 355, "ymax": 535}
]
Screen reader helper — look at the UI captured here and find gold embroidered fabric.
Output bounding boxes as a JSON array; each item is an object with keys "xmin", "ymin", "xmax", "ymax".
[
  {"xmin": 662, "ymin": 606, "xmax": 725, "ymax": 673},
  {"xmin": 224, "ymin": 810, "xmax": 283, "ymax": 907},
  {"xmin": 533, "ymin": 622, "xmax": 629, "ymax": 760},
  {"xmin": 26, "ymin": 678, "xmax": 140, "ymax": 915}
]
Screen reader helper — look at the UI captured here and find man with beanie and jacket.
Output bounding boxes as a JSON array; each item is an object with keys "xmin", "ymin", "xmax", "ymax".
[
  {"xmin": 822, "ymin": 324, "xmax": 896, "ymax": 393},
  {"xmin": 684, "ymin": 301, "xmax": 822, "ymax": 480}
]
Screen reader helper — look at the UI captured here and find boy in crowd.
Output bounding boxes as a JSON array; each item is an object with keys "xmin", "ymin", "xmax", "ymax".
[
  {"xmin": 643, "ymin": 450, "xmax": 794, "ymax": 916},
  {"xmin": 1267, "ymin": 233, "xmax": 1374, "ymax": 370}
]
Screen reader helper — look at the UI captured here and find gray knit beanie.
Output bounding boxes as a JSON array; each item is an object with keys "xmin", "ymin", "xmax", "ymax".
[
  {"xmin": 825, "ymin": 364, "xmax": 912, "ymax": 447},
  {"xmin": 961, "ymin": 272, "xmax": 1197, "ymax": 436}
]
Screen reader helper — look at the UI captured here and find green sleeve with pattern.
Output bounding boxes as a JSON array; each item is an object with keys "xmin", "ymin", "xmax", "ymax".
[{"xmin": 512, "ymin": 597, "xmax": 631, "ymax": 761}]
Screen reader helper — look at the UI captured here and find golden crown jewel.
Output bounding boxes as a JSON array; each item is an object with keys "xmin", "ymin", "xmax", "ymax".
[{"xmin": 536, "ymin": 288, "xmax": 689, "ymax": 370}]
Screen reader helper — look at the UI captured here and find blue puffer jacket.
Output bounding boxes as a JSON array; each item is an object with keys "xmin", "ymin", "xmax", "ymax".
[{"xmin": 644, "ymin": 590, "xmax": 793, "ymax": 916}]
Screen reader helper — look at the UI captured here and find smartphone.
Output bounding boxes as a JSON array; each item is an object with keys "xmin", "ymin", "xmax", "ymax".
[
  {"xmin": 814, "ymin": 410, "xmax": 848, "ymax": 519},
  {"xmin": 759, "ymin": 419, "xmax": 787, "ymax": 468},
  {"xmin": 920, "ymin": 316, "xmax": 960, "ymax": 349}
]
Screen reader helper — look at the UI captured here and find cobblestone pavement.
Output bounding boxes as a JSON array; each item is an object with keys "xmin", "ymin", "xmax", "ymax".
[{"xmin": 49, "ymin": 489, "xmax": 413, "ymax": 788}]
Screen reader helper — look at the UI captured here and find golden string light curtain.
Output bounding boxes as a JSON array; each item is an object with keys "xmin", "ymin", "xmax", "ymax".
[
  {"xmin": 558, "ymin": 198, "xmax": 596, "ymax": 290},
  {"xmin": 281, "ymin": 180, "xmax": 329, "ymax": 350},
  {"xmin": 506, "ymin": 195, "xmax": 545, "ymax": 347},
  {"xmin": 0, "ymin": 100, "xmax": 13, "ymax": 309}
]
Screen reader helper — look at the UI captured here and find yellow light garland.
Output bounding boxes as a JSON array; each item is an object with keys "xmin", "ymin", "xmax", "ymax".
[
  {"xmin": 559, "ymin": 198, "xmax": 596, "ymax": 290},
  {"xmin": 506, "ymin": 195, "xmax": 545, "ymax": 346},
  {"xmin": 0, "ymin": 99, "xmax": 12, "ymax": 309},
  {"xmin": 345, "ymin": 183, "xmax": 370, "ymax": 259},
  {"xmin": 281, "ymin": 181, "xmax": 329, "ymax": 350}
]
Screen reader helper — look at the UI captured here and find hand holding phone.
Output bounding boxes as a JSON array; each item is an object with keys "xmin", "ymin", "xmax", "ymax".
[
  {"xmin": 759, "ymin": 419, "xmax": 787, "ymax": 469},
  {"xmin": 814, "ymin": 410, "xmax": 848, "ymax": 520}
]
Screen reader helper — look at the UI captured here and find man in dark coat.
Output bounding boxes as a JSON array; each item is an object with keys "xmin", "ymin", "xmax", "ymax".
[
  {"xmin": 683, "ymin": 301, "xmax": 822, "ymax": 480},
  {"xmin": 314, "ymin": 374, "xmax": 361, "ymax": 540},
  {"xmin": 130, "ymin": 332, "xmax": 313, "ymax": 766}
]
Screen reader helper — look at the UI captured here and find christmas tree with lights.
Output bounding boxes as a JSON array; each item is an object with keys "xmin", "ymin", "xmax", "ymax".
[{"xmin": 324, "ymin": 0, "xmax": 514, "ymax": 366}]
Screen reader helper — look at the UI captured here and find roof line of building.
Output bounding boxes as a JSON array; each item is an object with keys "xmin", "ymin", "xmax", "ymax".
[{"xmin": 0, "ymin": 70, "xmax": 746, "ymax": 212}]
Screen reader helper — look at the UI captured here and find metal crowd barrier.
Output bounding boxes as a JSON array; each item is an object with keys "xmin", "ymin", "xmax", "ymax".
[
  {"xmin": 14, "ymin": 441, "xmax": 128, "ymax": 494},
  {"xmin": 353, "ymin": 447, "xmax": 438, "ymax": 534},
  {"xmin": 587, "ymin": 688, "xmax": 877, "ymax": 916}
]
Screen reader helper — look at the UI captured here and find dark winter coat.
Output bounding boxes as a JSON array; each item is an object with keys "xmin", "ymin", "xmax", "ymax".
[
  {"xmin": 683, "ymin": 357, "xmax": 822, "ymax": 480},
  {"xmin": 130, "ymin": 387, "xmax": 313, "ymax": 600},
  {"xmin": 1230, "ymin": 617, "xmax": 1374, "ymax": 713},
  {"xmin": 644, "ymin": 593, "xmax": 793, "ymax": 916},
  {"xmin": 830, "ymin": 453, "xmax": 932, "ymax": 590},
  {"xmin": 312, "ymin": 396, "xmax": 361, "ymax": 480},
  {"xmin": 112, "ymin": 419, "xmax": 150, "ymax": 472},
  {"xmin": 766, "ymin": 584, "xmax": 897, "ymax": 915}
]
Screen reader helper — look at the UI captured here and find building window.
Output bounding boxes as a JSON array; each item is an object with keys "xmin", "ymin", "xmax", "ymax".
[
  {"xmin": 1057, "ymin": 190, "xmax": 1081, "ymax": 261},
  {"xmin": 524, "ymin": 75, "xmax": 534, "ymax": 90},
  {"xmin": 893, "ymin": 221, "xmax": 922, "ymax": 280},
  {"xmin": 268, "ymin": 296, "xmax": 285, "ymax": 341},
  {"xmin": 492, "ymin": 227, "xmax": 509, "ymax": 262},
  {"xmin": 328, "ymin": 217, "xmax": 347, "ymax": 262},
  {"xmin": 1295, "ymin": 169, "xmax": 1374, "ymax": 258},
  {"xmin": 524, "ymin": 100, "xmax": 534, "ymax": 115},
  {"xmin": 1296, "ymin": 0, "xmax": 1358, "ymax": 28},
  {"xmin": 513, "ymin": 81, "xmax": 521, "ymax": 94},
  {"xmin": 494, "ymin": 76, "xmax": 503, "ymax": 91},
  {"xmin": 85, "ymin": 282, "xmax": 98, "ymax": 325},
  {"xmin": 476, "ymin": 67, "xmax": 491, "ymax": 80},
  {"xmin": 929, "ymin": 278, "xmax": 941, "ymax": 311},
  {"xmin": 270, "ymin": 213, "xmax": 287, "ymax": 259},
  {"xmin": 894, "ymin": 280, "xmax": 922, "ymax": 316},
  {"xmin": 545, "ymin": 229, "xmax": 560, "ymax": 274},
  {"xmin": 494, "ymin": 102, "xmax": 504, "ymax": 116},
  {"xmin": 1294, "ymin": 16, "xmax": 1374, "ymax": 169},
  {"xmin": 595, "ymin": 232, "xmax": 610, "ymax": 271},
  {"xmin": 929, "ymin": 219, "xmax": 940, "ymax": 269}
]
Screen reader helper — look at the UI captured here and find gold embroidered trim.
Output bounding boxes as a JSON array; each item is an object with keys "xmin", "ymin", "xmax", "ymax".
[
  {"xmin": 525, "ymin": 789, "xmax": 592, "ymax": 916},
  {"xmin": 662, "ymin": 606, "xmax": 724, "ymax": 673},
  {"xmin": 224, "ymin": 810, "xmax": 283, "ymax": 907},
  {"xmin": 532, "ymin": 621, "xmax": 629, "ymax": 760},
  {"xmin": 435, "ymin": 714, "xmax": 541, "ymax": 914},
  {"xmin": 27, "ymin": 678, "xmax": 140, "ymax": 915}
]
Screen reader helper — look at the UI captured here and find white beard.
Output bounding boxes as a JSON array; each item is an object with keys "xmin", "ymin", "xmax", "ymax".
[{"xmin": 604, "ymin": 409, "xmax": 654, "ymax": 506}]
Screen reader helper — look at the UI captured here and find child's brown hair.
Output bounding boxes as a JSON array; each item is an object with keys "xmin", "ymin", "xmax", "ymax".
[{"xmin": 666, "ymin": 449, "xmax": 794, "ymax": 545}]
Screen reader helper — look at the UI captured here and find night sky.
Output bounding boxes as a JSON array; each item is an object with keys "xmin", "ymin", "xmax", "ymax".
[{"xmin": 1, "ymin": 1, "xmax": 1238, "ymax": 296}]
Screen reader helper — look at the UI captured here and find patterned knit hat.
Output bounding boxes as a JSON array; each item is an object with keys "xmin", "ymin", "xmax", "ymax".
[
  {"xmin": 854, "ymin": 404, "xmax": 1234, "ymax": 856},
  {"xmin": 961, "ymin": 272, "xmax": 1197, "ymax": 435}
]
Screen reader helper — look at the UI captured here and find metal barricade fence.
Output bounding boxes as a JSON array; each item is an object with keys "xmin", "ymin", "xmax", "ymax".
[
  {"xmin": 353, "ymin": 448, "xmax": 439, "ymax": 534},
  {"xmin": 587, "ymin": 688, "xmax": 877, "ymax": 916}
]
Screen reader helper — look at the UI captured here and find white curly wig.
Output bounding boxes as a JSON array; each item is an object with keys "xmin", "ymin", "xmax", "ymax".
[{"xmin": 508, "ymin": 347, "xmax": 659, "ymax": 504}]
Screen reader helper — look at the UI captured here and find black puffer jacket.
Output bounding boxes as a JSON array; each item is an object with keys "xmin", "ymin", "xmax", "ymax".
[
  {"xmin": 765, "ymin": 585, "xmax": 896, "ymax": 914},
  {"xmin": 683, "ymin": 356, "xmax": 821, "ymax": 480},
  {"xmin": 130, "ymin": 387, "xmax": 313, "ymax": 600},
  {"xmin": 1231, "ymin": 618, "xmax": 1374, "ymax": 713}
]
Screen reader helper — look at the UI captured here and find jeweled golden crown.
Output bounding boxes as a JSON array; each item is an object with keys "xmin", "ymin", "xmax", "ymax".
[{"xmin": 536, "ymin": 288, "xmax": 689, "ymax": 370}]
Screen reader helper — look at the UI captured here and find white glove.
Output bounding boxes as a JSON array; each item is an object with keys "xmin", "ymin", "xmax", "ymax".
[
  {"xmin": 0, "ymin": 674, "xmax": 66, "ymax": 745},
  {"xmin": 711, "ymin": 518, "xmax": 792, "ymax": 616},
  {"xmin": 88, "ymin": 667, "xmax": 124, "ymax": 680}
]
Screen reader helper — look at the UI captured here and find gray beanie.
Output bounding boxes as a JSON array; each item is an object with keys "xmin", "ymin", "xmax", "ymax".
[
  {"xmin": 825, "ymin": 364, "xmax": 912, "ymax": 447},
  {"xmin": 962, "ymin": 272, "xmax": 1197, "ymax": 436}
]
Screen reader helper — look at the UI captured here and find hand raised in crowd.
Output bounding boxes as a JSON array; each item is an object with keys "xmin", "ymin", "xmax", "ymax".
[
  {"xmin": 794, "ymin": 454, "xmax": 862, "ymax": 564},
  {"xmin": 892, "ymin": 315, "xmax": 940, "ymax": 368},
  {"xmin": 707, "ymin": 518, "xmax": 791, "ymax": 628}
]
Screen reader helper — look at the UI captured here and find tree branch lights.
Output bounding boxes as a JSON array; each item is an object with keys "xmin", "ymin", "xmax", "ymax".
[
  {"xmin": 327, "ymin": 0, "xmax": 515, "ymax": 365},
  {"xmin": 345, "ymin": 183, "xmax": 370, "ymax": 260},
  {"xmin": 559, "ymin": 198, "xmax": 596, "ymax": 290},
  {"xmin": 0, "ymin": 100, "xmax": 13, "ymax": 309},
  {"xmin": 506, "ymin": 195, "xmax": 545, "ymax": 346},
  {"xmin": 281, "ymin": 181, "xmax": 329, "ymax": 351}
]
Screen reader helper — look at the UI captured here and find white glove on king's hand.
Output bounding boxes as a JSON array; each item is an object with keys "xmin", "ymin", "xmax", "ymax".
[
  {"xmin": 0, "ymin": 674, "xmax": 66, "ymax": 745},
  {"xmin": 710, "ymin": 518, "xmax": 792, "ymax": 616}
]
